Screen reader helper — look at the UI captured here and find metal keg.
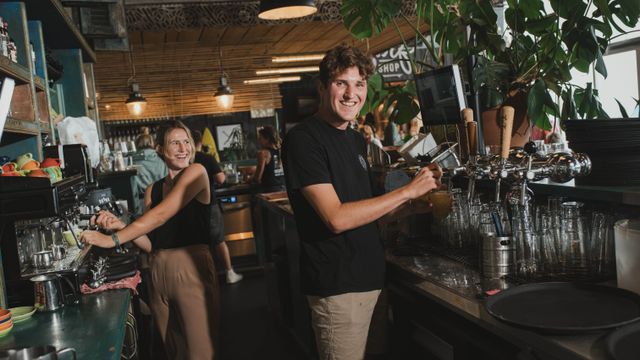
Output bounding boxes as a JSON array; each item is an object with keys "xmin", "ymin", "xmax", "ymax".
[{"xmin": 481, "ymin": 234, "xmax": 515, "ymax": 279}]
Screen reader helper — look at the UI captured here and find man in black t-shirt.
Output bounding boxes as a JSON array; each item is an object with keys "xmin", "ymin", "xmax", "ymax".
[
  {"xmin": 283, "ymin": 45, "xmax": 440, "ymax": 360},
  {"xmin": 193, "ymin": 130, "xmax": 243, "ymax": 284}
]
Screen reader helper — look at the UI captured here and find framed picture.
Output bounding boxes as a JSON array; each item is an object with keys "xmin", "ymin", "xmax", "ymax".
[{"xmin": 216, "ymin": 123, "xmax": 243, "ymax": 151}]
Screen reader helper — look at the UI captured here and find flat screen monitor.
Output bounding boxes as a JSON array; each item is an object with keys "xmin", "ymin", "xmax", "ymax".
[{"xmin": 415, "ymin": 65, "xmax": 466, "ymax": 125}]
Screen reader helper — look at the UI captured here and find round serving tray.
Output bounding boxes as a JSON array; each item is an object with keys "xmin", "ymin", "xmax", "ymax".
[
  {"xmin": 485, "ymin": 282, "xmax": 640, "ymax": 334},
  {"xmin": 606, "ymin": 320, "xmax": 640, "ymax": 360}
]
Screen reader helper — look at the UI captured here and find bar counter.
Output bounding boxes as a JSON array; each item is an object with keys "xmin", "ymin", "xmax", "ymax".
[
  {"xmin": 386, "ymin": 251, "xmax": 610, "ymax": 359},
  {"xmin": 255, "ymin": 193, "xmax": 616, "ymax": 360},
  {"xmin": 0, "ymin": 289, "xmax": 131, "ymax": 359}
]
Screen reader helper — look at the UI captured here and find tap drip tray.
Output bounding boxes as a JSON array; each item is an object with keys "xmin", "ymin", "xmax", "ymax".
[{"xmin": 485, "ymin": 282, "xmax": 640, "ymax": 334}]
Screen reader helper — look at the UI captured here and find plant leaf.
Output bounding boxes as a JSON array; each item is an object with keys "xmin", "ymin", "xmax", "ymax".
[
  {"xmin": 615, "ymin": 99, "xmax": 629, "ymax": 118},
  {"xmin": 594, "ymin": 48, "xmax": 608, "ymax": 78},
  {"xmin": 527, "ymin": 79, "xmax": 546, "ymax": 120}
]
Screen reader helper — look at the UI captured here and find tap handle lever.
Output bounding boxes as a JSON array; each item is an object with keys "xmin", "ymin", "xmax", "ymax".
[
  {"xmin": 462, "ymin": 108, "xmax": 478, "ymax": 157},
  {"xmin": 500, "ymin": 106, "xmax": 515, "ymax": 160}
]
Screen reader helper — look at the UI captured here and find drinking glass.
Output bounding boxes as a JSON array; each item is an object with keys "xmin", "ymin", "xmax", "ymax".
[
  {"xmin": 561, "ymin": 201, "xmax": 589, "ymax": 277},
  {"xmin": 537, "ymin": 210, "xmax": 560, "ymax": 274},
  {"xmin": 512, "ymin": 203, "xmax": 539, "ymax": 278},
  {"xmin": 427, "ymin": 190, "xmax": 452, "ymax": 221},
  {"xmin": 590, "ymin": 211, "xmax": 615, "ymax": 277},
  {"xmin": 446, "ymin": 189, "xmax": 469, "ymax": 249}
]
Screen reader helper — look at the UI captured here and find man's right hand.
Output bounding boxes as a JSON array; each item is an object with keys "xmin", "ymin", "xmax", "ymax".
[
  {"xmin": 91, "ymin": 210, "xmax": 126, "ymax": 231},
  {"xmin": 404, "ymin": 167, "xmax": 439, "ymax": 200}
]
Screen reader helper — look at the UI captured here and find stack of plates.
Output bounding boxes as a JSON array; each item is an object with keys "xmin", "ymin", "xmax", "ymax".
[
  {"xmin": 9, "ymin": 306, "xmax": 36, "ymax": 323},
  {"xmin": 0, "ymin": 308, "xmax": 13, "ymax": 337},
  {"xmin": 565, "ymin": 119, "xmax": 640, "ymax": 185}
]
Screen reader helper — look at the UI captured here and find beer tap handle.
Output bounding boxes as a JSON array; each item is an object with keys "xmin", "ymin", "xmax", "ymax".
[
  {"xmin": 466, "ymin": 121, "xmax": 478, "ymax": 157},
  {"xmin": 462, "ymin": 108, "xmax": 477, "ymax": 157},
  {"xmin": 462, "ymin": 108, "xmax": 474, "ymax": 124},
  {"xmin": 500, "ymin": 106, "xmax": 515, "ymax": 160}
]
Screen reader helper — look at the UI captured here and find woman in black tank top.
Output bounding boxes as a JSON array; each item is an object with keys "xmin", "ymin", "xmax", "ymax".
[
  {"xmin": 80, "ymin": 121, "xmax": 219, "ymax": 359},
  {"xmin": 251, "ymin": 125, "xmax": 285, "ymax": 193}
]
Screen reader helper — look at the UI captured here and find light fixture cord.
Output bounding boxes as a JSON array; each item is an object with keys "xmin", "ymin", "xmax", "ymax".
[
  {"xmin": 217, "ymin": 34, "xmax": 227, "ymax": 79},
  {"xmin": 125, "ymin": 0, "xmax": 136, "ymax": 87},
  {"xmin": 128, "ymin": 42, "xmax": 136, "ymax": 86}
]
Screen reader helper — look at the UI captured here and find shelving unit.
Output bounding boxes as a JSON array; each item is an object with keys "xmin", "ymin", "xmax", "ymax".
[{"xmin": 0, "ymin": 0, "xmax": 97, "ymax": 161}]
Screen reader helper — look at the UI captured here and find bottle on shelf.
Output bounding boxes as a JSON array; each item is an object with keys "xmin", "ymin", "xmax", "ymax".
[
  {"xmin": 0, "ymin": 18, "xmax": 7, "ymax": 58},
  {"xmin": 8, "ymin": 38, "xmax": 17, "ymax": 63}
]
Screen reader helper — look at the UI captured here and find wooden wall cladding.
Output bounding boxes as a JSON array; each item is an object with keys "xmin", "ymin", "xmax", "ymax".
[{"xmin": 94, "ymin": 20, "xmax": 428, "ymax": 121}]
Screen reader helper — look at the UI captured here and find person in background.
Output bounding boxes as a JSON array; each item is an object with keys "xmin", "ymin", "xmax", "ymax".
[
  {"xmin": 193, "ymin": 130, "xmax": 243, "ymax": 284},
  {"xmin": 131, "ymin": 134, "xmax": 167, "ymax": 218},
  {"xmin": 81, "ymin": 121, "xmax": 220, "ymax": 359},
  {"xmin": 249, "ymin": 125, "xmax": 285, "ymax": 193},
  {"xmin": 361, "ymin": 123, "xmax": 382, "ymax": 148},
  {"xmin": 361, "ymin": 113, "xmax": 383, "ymax": 149},
  {"xmin": 282, "ymin": 44, "xmax": 441, "ymax": 360}
]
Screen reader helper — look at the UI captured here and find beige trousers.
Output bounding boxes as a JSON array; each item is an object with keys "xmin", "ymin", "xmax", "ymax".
[
  {"xmin": 149, "ymin": 244, "xmax": 220, "ymax": 360},
  {"xmin": 307, "ymin": 289, "xmax": 381, "ymax": 360}
]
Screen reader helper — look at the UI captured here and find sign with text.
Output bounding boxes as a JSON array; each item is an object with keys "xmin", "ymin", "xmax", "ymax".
[{"xmin": 373, "ymin": 40, "xmax": 431, "ymax": 82}]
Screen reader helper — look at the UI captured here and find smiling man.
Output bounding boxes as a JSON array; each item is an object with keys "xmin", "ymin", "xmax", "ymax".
[{"xmin": 282, "ymin": 44, "xmax": 439, "ymax": 360}]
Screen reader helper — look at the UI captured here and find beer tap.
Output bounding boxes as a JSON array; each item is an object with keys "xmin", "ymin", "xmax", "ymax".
[
  {"xmin": 496, "ymin": 106, "xmax": 514, "ymax": 203},
  {"xmin": 462, "ymin": 108, "xmax": 478, "ymax": 201}
]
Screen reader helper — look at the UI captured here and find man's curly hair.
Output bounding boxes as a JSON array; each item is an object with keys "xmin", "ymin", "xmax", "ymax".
[{"xmin": 318, "ymin": 44, "xmax": 374, "ymax": 87}]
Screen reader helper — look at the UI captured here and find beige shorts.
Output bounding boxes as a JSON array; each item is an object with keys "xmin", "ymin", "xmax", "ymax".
[{"xmin": 307, "ymin": 289, "xmax": 381, "ymax": 360}]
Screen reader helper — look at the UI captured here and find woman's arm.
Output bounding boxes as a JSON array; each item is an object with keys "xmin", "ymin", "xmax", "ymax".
[
  {"xmin": 129, "ymin": 186, "xmax": 154, "ymax": 252},
  {"xmin": 89, "ymin": 209, "xmax": 152, "ymax": 252},
  {"xmin": 213, "ymin": 171, "xmax": 225, "ymax": 185},
  {"xmin": 250, "ymin": 149, "xmax": 269, "ymax": 184},
  {"xmin": 81, "ymin": 164, "xmax": 209, "ymax": 248}
]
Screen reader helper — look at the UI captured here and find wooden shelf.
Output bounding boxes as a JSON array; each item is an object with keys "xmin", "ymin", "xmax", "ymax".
[
  {"xmin": 34, "ymin": 75, "xmax": 46, "ymax": 91},
  {"xmin": 23, "ymin": 0, "xmax": 96, "ymax": 62},
  {"xmin": 0, "ymin": 57, "xmax": 31, "ymax": 85},
  {"xmin": 529, "ymin": 180, "xmax": 640, "ymax": 206},
  {"xmin": 3, "ymin": 117, "xmax": 40, "ymax": 135}
]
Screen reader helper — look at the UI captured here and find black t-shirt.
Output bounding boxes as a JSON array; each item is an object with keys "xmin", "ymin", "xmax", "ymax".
[
  {"xmin": 282, "ymin": 116, "xmax": 384, "ymax": 297},
  {"xmin": 260, "ymin": 148, "xmax": 285, "ymax": 192},
  {"xmin": 195, "ymin": 151, "xmax": 222, "ymax": 202}
]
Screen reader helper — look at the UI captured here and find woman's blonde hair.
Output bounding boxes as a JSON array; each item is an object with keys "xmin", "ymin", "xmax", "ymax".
[{"xmin": 155, "ymin": 120, "xmax": 196, "ymax": 163}]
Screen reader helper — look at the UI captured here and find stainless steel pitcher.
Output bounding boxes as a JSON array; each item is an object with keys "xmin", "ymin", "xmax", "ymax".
[
  {"xmin": 30, "ymin": 275, "xmax": 77, "ymax": 312},
  {"xmin": 0, "ymin": 345, "xmax": 76, "ymax": 360}
]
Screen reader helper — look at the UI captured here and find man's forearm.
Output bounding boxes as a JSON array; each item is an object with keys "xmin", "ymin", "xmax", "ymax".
[{"xmin": 322, "ymin": 187, "xmax": 410, "ymax": 233}]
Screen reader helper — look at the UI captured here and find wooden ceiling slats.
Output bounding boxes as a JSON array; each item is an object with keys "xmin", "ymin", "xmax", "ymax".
[
  {"xmin": 176, "ymin": 28, "xmax": 203, "ymax": 43},
  {"xmin": 199, "ymin": 27, "xmax": 228, "ymax": 44},
  {"xmin": 96, "ymin": 19, "xmax": 420, "ymax": 120},
  {"xmin": 220, "ymin": 27, "xmax": 250, "ymax": 46},
  {"xmin": 141, "ymin": 31, "xmax": 164, "ymax": 46}
]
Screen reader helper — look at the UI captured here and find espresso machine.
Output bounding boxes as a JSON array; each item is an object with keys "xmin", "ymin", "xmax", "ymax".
[{"xmin": 0, "ymin": 145, "xmax": 97, "ymax": 304}]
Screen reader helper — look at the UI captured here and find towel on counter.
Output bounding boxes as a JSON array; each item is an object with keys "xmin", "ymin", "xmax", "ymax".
[{"xmin": 81, "ymin": 271, "xmax": 142, "ymax": 295}]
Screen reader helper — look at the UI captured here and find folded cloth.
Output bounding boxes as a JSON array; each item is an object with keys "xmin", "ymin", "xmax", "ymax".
[{"xmin": 81, "ymin": 271, "xmax": 141, "ymax": 295}]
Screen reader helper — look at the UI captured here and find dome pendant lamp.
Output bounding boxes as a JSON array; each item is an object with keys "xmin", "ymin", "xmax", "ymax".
[
  {"xmin": 214, "ymin": 73, "xmax": 234, "ymax": 110},
  {"xmin": 125, "ymin": 82, "xmax": 147, "ymax": 116},
  {"xmin": 258, "ymin": 0, "xmax": 317, "ymax": 20}
]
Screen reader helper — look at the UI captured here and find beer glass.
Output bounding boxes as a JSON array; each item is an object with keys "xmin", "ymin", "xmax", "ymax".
[{"xmin": 561, "ymin": 201, "xmax": 589, "ymax": 276}]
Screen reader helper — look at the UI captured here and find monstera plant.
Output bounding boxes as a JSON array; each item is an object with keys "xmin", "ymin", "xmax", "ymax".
[{"xmin": 342, "ymin": 0, "xmax": 640, "ymax": 133}]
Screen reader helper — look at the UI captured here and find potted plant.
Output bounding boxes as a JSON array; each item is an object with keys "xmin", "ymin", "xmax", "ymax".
[{"xmin": 342, "ymin": 0, "xmax": 640, "ymax": 146}]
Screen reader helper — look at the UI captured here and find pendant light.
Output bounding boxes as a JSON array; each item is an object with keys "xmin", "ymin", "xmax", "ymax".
[
  {"xmin": 125, "ymin": 44, "xmax": 147, "ymax": 117},
  {"xmin": 258, "ymin": 0, "xmax": 317, "ymax": 20},
  {"xmin": 214, "ymin": 40, "xmax": 234, "ymax": 111},
  {"xmin": 125, "ymin": 82, "xmax": 147, "ymax": 116}
]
